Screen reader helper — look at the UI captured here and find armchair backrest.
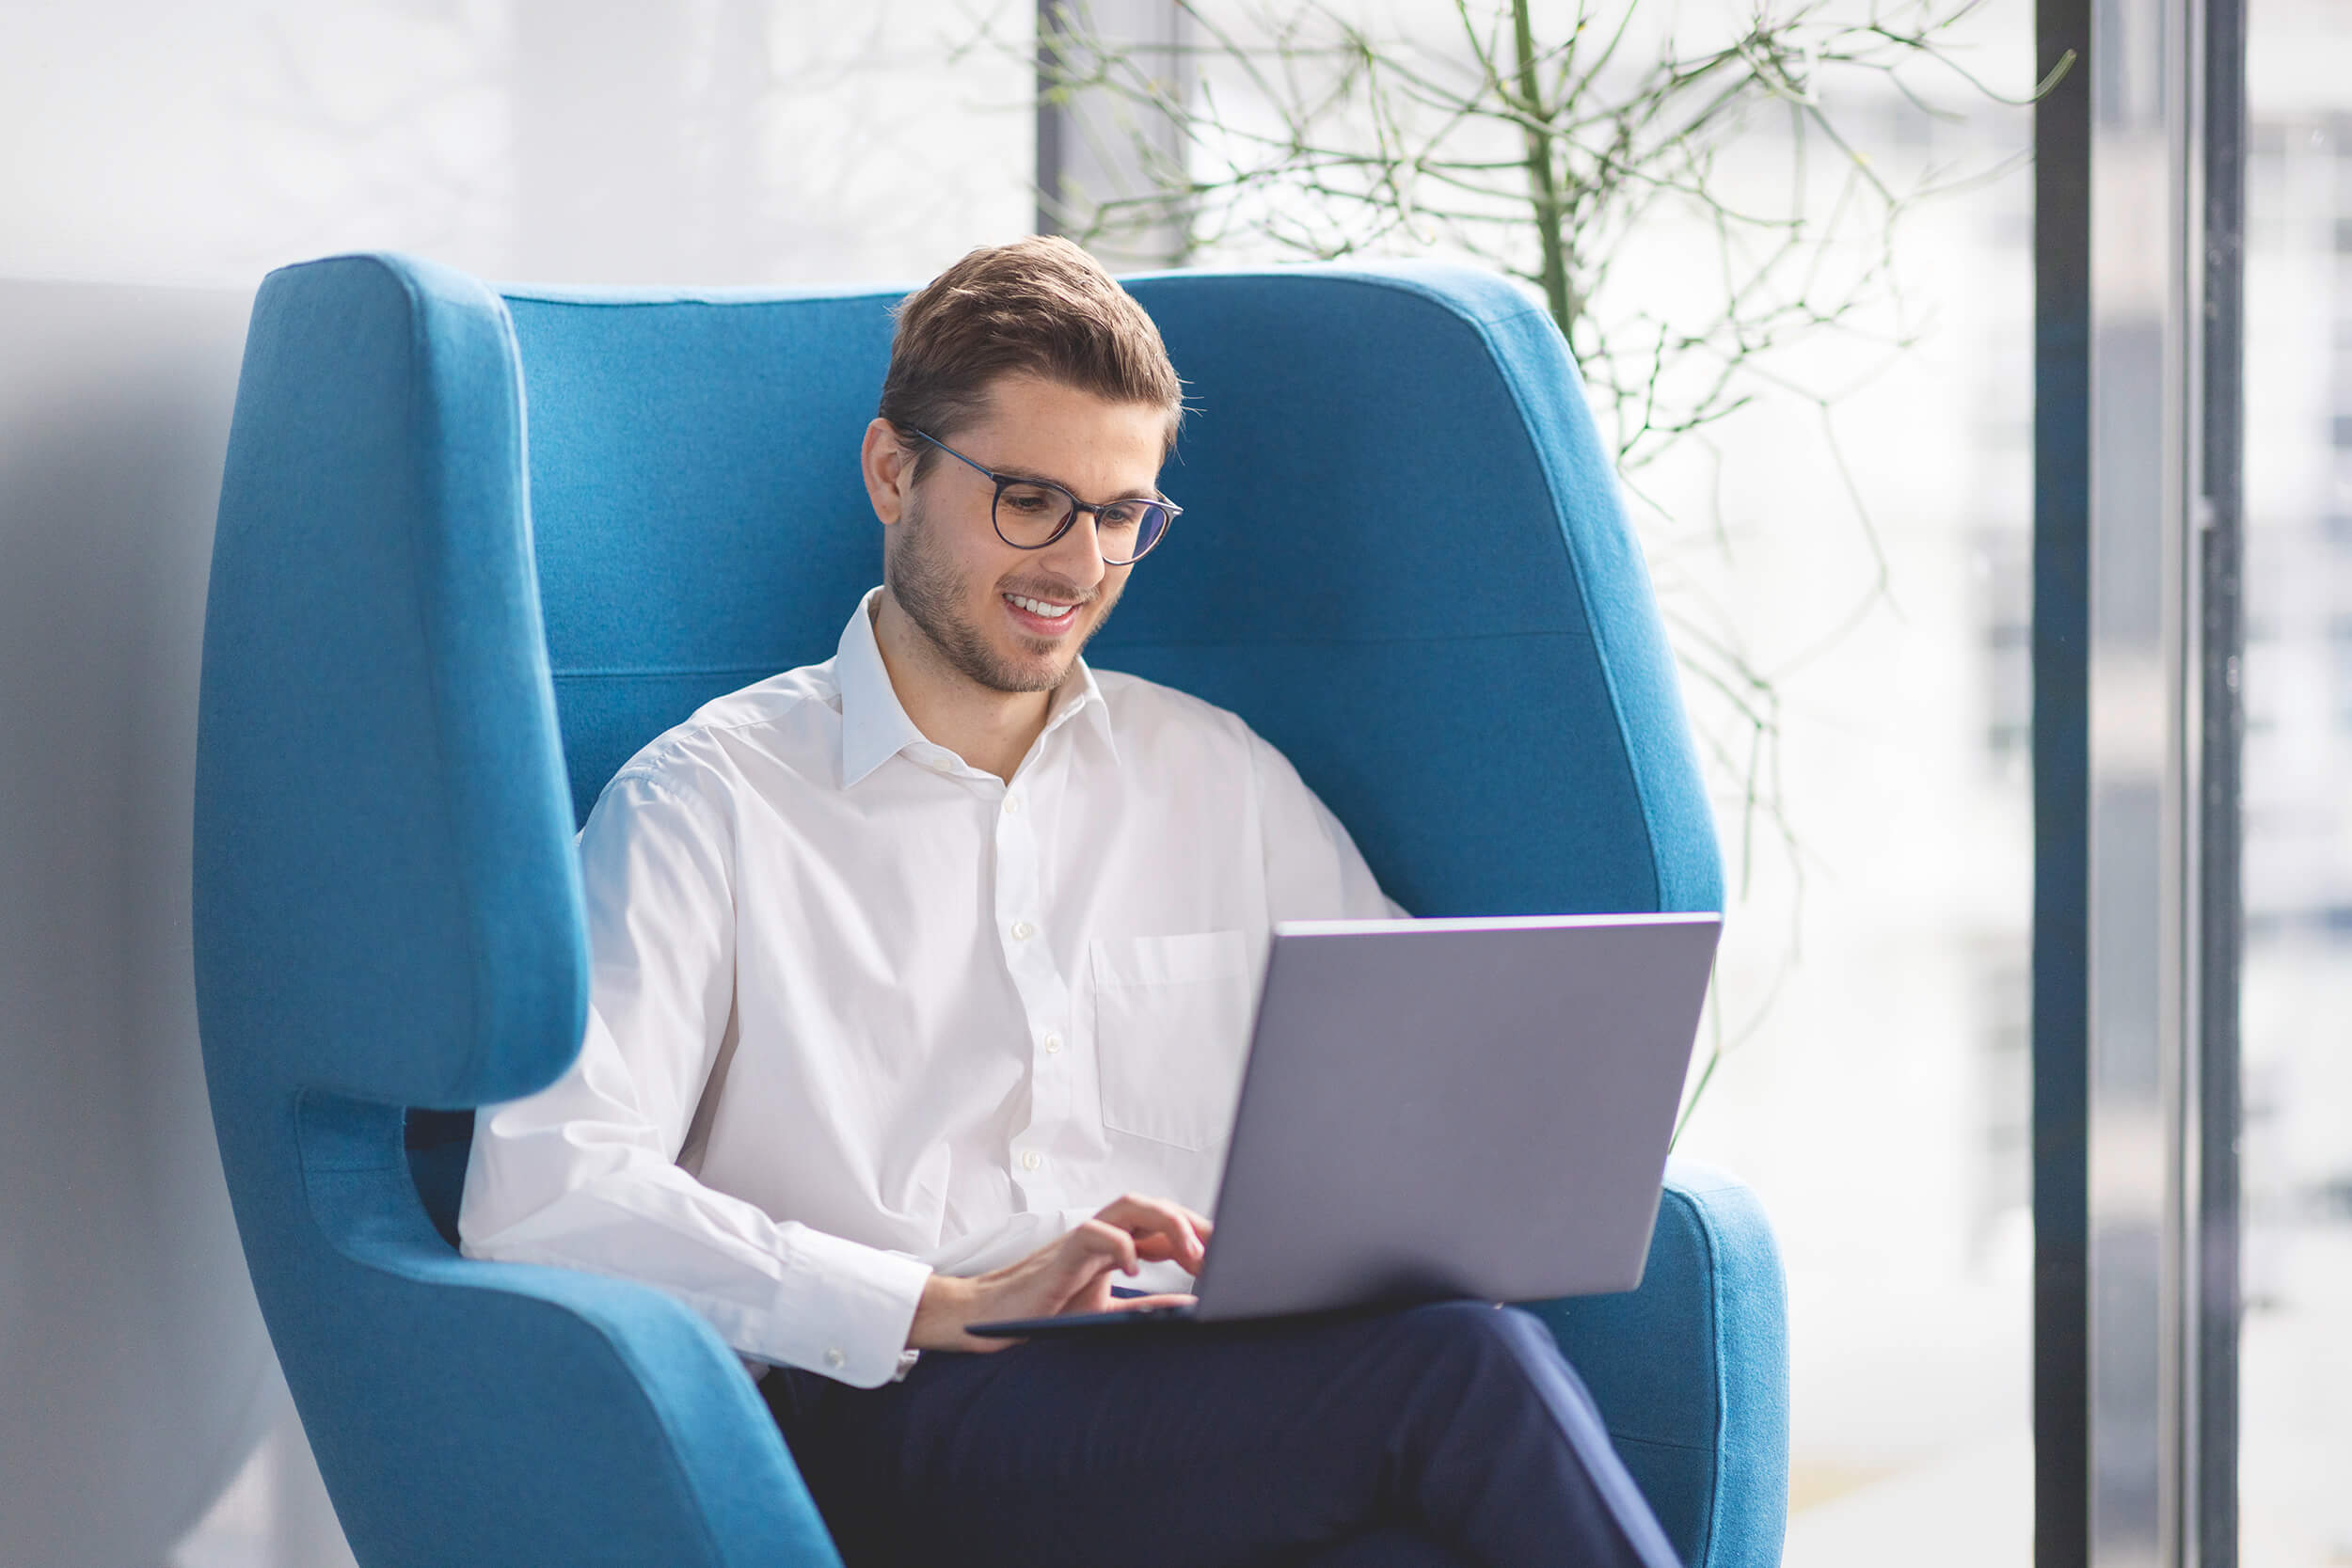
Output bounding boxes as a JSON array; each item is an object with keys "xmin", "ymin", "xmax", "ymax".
[{"xmin": 504, "ymin": 267, "xmax": 1721, "ymax": 919}]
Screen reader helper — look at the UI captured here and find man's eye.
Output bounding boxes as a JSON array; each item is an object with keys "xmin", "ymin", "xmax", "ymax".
[
  {"xmin": 1098, "ymin": 504, "xmax": 1143, "ymax": 531},
  {"xmin": 1001, "ymin": 488, "xmax": 1057, "ymax": 515}
]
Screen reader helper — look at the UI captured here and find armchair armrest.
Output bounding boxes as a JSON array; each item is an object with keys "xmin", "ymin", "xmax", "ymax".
[
  {"xmin": 271, "ymin": 1094, "xmax": 844, "ymax": 1568},
  {"xmin": 1520, "ymin": 1159, "xmax": 1788, "ymax": 1568}
]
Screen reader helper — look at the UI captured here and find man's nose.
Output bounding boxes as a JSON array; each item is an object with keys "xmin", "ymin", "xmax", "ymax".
[{"xmin": 1040, "ymin": 509, "xmax": 1110, "ymax": 589}]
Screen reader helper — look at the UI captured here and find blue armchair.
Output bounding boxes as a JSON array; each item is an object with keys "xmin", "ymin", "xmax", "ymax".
[{"xmin": 194, "ymin": 253, "xmax": 1788, "ymax": 1567}]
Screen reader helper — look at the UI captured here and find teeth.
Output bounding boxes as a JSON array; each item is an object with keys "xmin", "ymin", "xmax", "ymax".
[{"xmin": 1007, "ymin": 594, "xmax": 1073, "ymax": 619}]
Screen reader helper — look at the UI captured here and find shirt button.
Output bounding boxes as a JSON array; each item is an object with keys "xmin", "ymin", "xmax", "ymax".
[
  {"xmin": 1041, "ymin": 1031, "xmax": 1063, "ymax": 1054},
  {"xmin": 1002, "ymin": 795, "xmax": 1022, "ymax": 816},
  {"xmin": 1021, "ymin": 1149, "xmax": 1042, "ymax": 1172},
  {"xmin": 824, "ymin": 1347, "xmax": 846, "ymax": 1370},
  {"xmin": 925, "ymin": 753, "xmax": 953, "ymax": 773},
  {"xmin": 1010, "ymin": 920, "xmax": 1035, "ymax": 942}
]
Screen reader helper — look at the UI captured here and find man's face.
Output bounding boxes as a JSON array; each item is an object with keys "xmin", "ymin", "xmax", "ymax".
[{"xmin": 882, "ymin": 374, "xmax": 1168, "ymax": 695}]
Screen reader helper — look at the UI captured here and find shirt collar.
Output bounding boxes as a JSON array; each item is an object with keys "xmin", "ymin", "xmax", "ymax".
[
  {"xmin": 1046, "ymin": 651, "xmax": 1118, "ymax": 767},
  {"xmin": 835, "ymin": 587, "xmax": 1119, "ymax": 787}
]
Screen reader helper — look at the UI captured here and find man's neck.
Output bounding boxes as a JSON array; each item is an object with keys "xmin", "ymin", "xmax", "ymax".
[{"xmin": 870, "ymin": 592, "xmax": 1056, "ymax": 784}]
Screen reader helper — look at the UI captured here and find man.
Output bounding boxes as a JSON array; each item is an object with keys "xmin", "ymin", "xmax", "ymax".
[{"xmin": 461, "ymin": 237, "xmax": 1678, "ymax": 1568}]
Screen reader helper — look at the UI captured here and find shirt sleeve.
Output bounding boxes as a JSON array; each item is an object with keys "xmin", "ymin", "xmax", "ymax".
[
  {"xmin": 457, "ymin": 769, "xmax": 932, "ymax": 1389},
  {"xmin": 1246, "ymin": 725, "xmax": 1410, "ymax": 923}
]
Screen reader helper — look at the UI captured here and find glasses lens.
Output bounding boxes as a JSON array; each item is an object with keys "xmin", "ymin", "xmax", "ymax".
[
  {"xmin": 1098, "ymin": 500, "xmax": 1171, "ymax": 564},
  {"xmin": 993, "ymin": 481, "xmax": 1075, "ymax": 547}
]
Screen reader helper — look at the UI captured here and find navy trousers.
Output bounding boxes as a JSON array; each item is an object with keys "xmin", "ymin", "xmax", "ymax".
[{"xmin": 761, "ymin": 1299, "xmax": 1682, "ymax": 1568}]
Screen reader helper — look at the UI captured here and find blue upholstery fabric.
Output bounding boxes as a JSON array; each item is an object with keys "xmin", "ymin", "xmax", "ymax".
[
  {"xmin": 198, "ymin": 256, "xmax": 838, "ymax": 1568},
  {"xmin": 195, "ymin": 251, "xmax": 1785, "ymax": 1568},
  {"xmin": 1533, "ymin": 1162, "xmax": 1790, "ymax": 1568},
  {"xmin": 1116, "ymin": 266, "xmax": 1720, "ymax": 917}
]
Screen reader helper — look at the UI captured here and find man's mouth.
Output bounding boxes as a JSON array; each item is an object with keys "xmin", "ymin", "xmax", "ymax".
[{"xmin": 1003, "ymin": 591, "xmax": 1081, "ymax": 631}]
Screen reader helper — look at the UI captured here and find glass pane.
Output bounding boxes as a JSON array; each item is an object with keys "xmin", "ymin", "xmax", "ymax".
[
  {"xmin": 1655, "ymin": 57, "xmax": 2041, "ymax": 1568},
  {"xmin": 2241, "ymin": 3, "xmax": 2352, "ymax": 1560}
]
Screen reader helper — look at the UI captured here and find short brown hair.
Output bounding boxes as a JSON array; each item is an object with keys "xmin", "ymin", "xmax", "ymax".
[{"xmin": 879, "ymin": 236, "xmax": 1184, "ymax": 476}]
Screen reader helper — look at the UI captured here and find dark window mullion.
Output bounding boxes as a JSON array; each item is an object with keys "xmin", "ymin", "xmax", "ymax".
[
  {"xmin": 2197, "ymin": 0, "xmax": 2248, "ymax": 1562},
  {"xmin": 2033, "ymin": 5, "xmax": 2095, "ymax": 1566}
]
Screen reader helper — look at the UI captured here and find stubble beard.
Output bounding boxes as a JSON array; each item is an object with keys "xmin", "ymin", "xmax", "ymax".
[{"xmin": 883, "ymin": 492, "xmax": 1116, "ymax": 695}]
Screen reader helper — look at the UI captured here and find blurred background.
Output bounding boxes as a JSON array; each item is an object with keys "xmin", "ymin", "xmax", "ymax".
[{"xmin": 0, "ymin": 2, "xmax": 2342, "ymax": 1564}]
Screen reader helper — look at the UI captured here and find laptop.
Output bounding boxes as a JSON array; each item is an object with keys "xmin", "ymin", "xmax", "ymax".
[{"xmin": 967, "ymin": 911, "xmax": 1721, "ymax": 1339}]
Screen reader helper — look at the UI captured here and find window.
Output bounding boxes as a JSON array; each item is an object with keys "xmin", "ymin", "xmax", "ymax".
[{"xmin": 2242, "ymin": 36, "xmax": 2352, "ymax": 1548}]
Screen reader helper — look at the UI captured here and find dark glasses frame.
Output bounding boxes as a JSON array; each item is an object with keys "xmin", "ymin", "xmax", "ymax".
[{"xmin": 908, "ymin": 427, "xmax": 1180, "ymax": 566}]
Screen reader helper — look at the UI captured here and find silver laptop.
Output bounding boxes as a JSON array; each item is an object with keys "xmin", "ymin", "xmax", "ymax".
[{"xmin": 968, "ymin": 911, "xmax": 1722, "ymax": 1338}]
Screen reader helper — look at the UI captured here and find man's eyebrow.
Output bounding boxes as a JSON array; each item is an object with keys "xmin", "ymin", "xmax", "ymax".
[
  {"xmin": 988, "ymin": 462, "xmax": 1065, "ymax": 487},
  {"xmin": 993, "ymin": 462, "xmax": 1168, "ymax": 503}
]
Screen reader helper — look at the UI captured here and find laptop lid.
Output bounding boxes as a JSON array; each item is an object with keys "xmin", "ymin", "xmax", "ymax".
[{"xmin": 1189, "ymin": 911, "xmax": 1721, "ymax": 1322}]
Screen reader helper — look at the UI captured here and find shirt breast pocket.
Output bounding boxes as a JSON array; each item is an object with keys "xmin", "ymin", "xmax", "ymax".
[{"xmin": 1089, "ymin": 930, "xmax": 1256, "ymax": 1152}]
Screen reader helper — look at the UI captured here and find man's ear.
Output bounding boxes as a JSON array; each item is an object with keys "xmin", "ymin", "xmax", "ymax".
[{"xmin": 861, "ymin": 418, "xmax": 913, "ymax": 528}]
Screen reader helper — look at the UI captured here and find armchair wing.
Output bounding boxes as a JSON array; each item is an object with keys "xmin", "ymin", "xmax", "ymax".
[{"xmin": 196, "ymin": 255, "xmax": 841, "ymax": 1567}]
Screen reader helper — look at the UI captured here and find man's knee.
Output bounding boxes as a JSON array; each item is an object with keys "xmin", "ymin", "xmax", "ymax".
[
  {"xmin": 1369, "ymin": 1300, "xmax": 1624, "ymax": 1440},
  {"xmin": 1379, "ymin": 1300, "xmax": 1567, "ymax": 1386}
]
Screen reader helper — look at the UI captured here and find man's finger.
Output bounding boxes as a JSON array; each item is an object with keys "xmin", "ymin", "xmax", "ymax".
[
  {"xmin": 1071, "ymin": 1217, "xmax": 1142, "ymax": 1276},
  {"xmin": 1102, "ymin": 1291, "xmax": 1196, "ymax": 1314},
  {"xmin": 1094, "ymin": 1194, "xmax": 1209, "ymax": 1267}
]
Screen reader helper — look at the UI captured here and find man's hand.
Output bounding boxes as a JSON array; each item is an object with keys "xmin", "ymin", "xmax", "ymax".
[{"xmin": 907, "ymin": 1194, "xmax": 1212, "ymax": 1353}]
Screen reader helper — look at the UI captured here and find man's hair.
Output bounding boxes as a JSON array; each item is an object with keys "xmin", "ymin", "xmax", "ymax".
[{"xmin": 879, "ymin": 236, "xmax": 1184, "ymax": 477}]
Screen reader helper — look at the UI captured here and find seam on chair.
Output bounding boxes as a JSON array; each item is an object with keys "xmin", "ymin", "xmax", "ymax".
[
  {"xmin": 475, "ymin": 286, "xmax": 549, "ymax": 1101},
  {"xmin": 1133, "ymin": 261, "xmax": 1543, "ymax": 333},
  {"xmin": 1618, "ymin": 1182, "xmax": 1730, "ymax": 1568},
  {"xmin": 1681, "ymin": 1182, "xmax": 1734, "ymax": 1568},
  {"xmin": 500, "ymin": 261, "xmax": 1502, "ymax": 321},
  {"xmin": 1099, "ymin": 629, "xmax": 1586, "ymax": 650},
  {"xmin": 1434, "ymin": 297, "xmax": 1671, "ymax": 911},
  {"xmin": 493, "ymin": 289, "xmax": 595, "ymax": 1092},
  {"xmin": 547, "ymin": 633, "xmax": 1595, "ymax": 684},
  {"xmin": 553, "ymin": 664, "xmax": 784, "ymax": 680},
  {"xmin": 378, "ymin": 258, "xmax": 496, "ymax": 1110},
  {"xmin": 501, "ymin": 283, "xmax": 910, "ymax": 309},
  {"xmin": 391, "ymin": 259, "xmax": 582, "ymax": 1112}
]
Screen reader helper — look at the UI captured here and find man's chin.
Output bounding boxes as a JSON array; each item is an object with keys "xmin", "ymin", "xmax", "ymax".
[{"xmin": 985, "ymin": 642, "xmax": 1076, "ymax": 693}]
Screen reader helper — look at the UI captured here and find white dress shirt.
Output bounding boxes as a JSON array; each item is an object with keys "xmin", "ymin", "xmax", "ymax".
[{"xmin": 459, "ymin": 589, "xmax": 1400, "ymax": 1387}]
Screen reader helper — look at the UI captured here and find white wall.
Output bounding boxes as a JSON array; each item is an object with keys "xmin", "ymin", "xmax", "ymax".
[
  {"xmin": 0, "ymin": 0, "xmax": 1034, "ymax": 291},
  {"xmin": 0, "ymin": 278, "xmax": 276, "ymax": 1568}
]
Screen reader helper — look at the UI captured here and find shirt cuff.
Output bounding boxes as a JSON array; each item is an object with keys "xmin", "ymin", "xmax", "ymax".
[{"xmin": 755, "ymin": 1227, "xmax": 933, "ymax": 1388}]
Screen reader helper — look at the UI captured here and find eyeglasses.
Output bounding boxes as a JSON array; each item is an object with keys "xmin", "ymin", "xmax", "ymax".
[{"xmin": 908, "ymin": 428, "xmax": 1179, "ymax": 566}]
